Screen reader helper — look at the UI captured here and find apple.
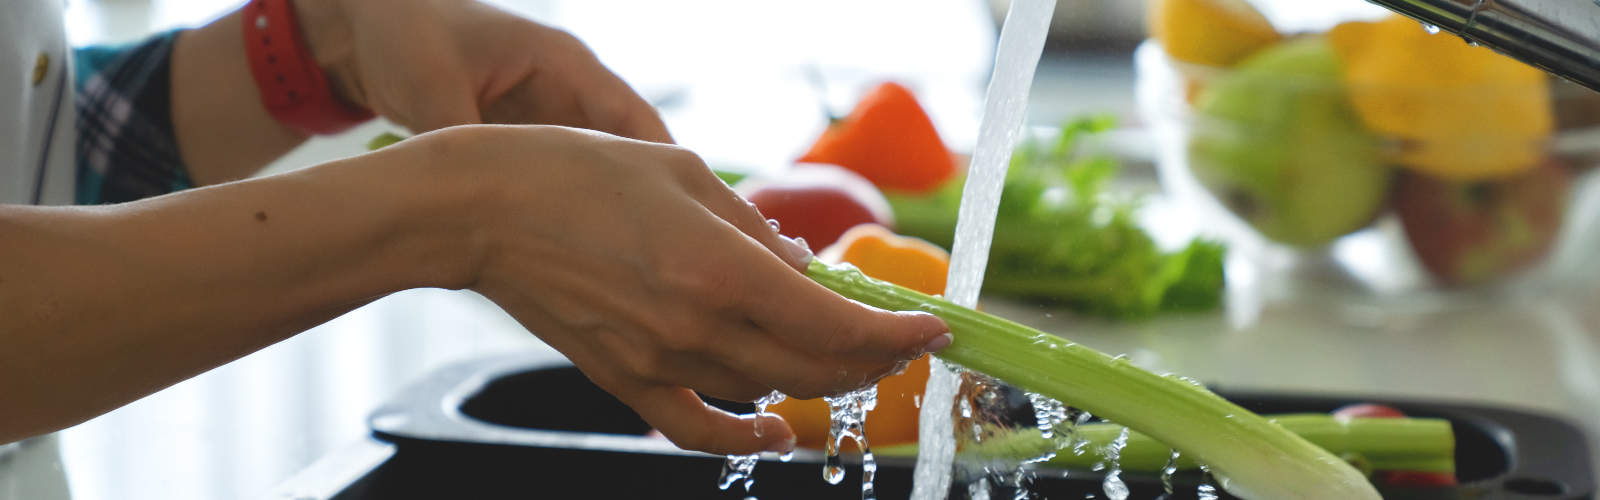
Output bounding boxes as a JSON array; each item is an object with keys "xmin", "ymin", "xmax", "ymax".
[
  {"xmin": 1393, "ymin": 160, "xmax": 1572, "ymax": 286},
  {"xmin": 1188, "ymin": 36, "xmax": 1392, "ymax": 247},
  {"xmin": 735, "ymin": 164, "xmax": 894, "ymax": 250}
]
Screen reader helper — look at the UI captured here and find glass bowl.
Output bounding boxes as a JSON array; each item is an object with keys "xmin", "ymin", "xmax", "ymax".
[{"xmin": 1134, "ymin": 37, "xmax": 1600, "ymax": 305}]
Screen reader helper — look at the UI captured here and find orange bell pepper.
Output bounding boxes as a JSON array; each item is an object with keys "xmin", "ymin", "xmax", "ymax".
[{"xmin": 769, "ymin": 223, "xmax": 949, "ymax": 449}]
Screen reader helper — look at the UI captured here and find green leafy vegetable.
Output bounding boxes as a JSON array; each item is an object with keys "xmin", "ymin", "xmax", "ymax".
[
  {"xmin": 888, "ymin": 116, "xmax": 1225, "ymax": 319},
  {"xmin": 806, "ymin": 260, "xmax": 1380, "ymax": 499}
]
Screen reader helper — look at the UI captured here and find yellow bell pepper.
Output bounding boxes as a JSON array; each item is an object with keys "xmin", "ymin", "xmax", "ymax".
[{"xmin": 1329, "ymin": 15, "xmax": 1553, "ymax": 180}]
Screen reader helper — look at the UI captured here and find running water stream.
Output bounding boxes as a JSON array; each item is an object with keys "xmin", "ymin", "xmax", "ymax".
[{"xmin": 910, "ymin": 0, "xmax": 1056, "ymax": 499}]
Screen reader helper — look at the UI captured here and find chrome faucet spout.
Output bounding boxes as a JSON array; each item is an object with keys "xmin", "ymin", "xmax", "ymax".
[{"xmin": 1366, "ymin": 0, "xmax": 1600, "ymax": 91}]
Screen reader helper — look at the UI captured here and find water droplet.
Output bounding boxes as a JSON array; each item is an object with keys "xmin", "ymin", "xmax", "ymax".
[
  {"xmin": 824, "ymin": 454, "xmax": 846, "ymax": 485},
  {"xmin": 960, "ymin": 398, "xmax": 974, "ymax": 418},
  {"xmin": 718, "ymin": 391, "xmax": 787, "ymax": 494},
  {"xmin": 1102, "ymin": 470, "xmax": 1129, "ymax": 500},
  {"xmin": 1198, "ymin": 465, "xmax": 1219, "ymax": 500},
  {"xmin": 968, "ymin": 477, "xmax": 992, "ymax": 500},
  {"xmin": 822, "ymin": 385, "xmax": 878, "ymax": 497},
  {"xmin": 1423, "ymin": 23, "xmax": 1441, "ymax": 34},
  {"xmin": 1160, "ymin": 449, "xmax": 1181, "ymax": 495},
  {"xmin": 1100, "ymin": 428, "xmax": 1131, "ymax": 500}
]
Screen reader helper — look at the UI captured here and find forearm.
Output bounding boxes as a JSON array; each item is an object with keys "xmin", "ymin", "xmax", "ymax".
[
  {"xmin": 170, "ymin": 8, "xmax": 312, "ymax": 185},
  {"xmin": 0, "ymin": 150, "xmax": 478, "ymax": 442}
]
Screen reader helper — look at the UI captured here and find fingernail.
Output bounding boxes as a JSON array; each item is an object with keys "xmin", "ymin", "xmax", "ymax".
[
  {"xmin": 781, "ymin": 236, "xmax": 813, "ymax": 267},
  {"xmin": 922, "ymin": 333, "xmax": 953, "ymax": 354}
]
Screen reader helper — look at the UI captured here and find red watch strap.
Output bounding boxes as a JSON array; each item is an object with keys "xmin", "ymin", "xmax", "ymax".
[{"xmin": 242, "ymin": 0, "xmax": 373, "ymax": 136}]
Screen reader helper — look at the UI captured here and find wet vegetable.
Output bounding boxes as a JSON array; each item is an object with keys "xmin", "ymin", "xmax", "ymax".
[{"xmin": 807, "ymin": 260, "xmax": 1380, "ymax": 499}]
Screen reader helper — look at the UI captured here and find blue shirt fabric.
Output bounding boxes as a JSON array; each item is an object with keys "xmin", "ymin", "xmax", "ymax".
[{"xmin": 72, "ymin": 31, "xmax": 192, "ymax": 205}]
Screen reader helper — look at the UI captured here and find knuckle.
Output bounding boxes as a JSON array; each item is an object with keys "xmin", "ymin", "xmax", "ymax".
[
  {"xmin": 661, "ymin": 265, "xmax": 744, "ymax": 311},
  {"xmin": 662, "ymin": 146, "xmax": 709, "ymax": 174},
  {"xmin": 619, "ymin": 349, "xmax": 668, "ymax": 384}
]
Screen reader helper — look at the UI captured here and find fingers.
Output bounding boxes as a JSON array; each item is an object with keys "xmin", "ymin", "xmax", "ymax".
[
  {"xmin": 704, "ymin": 320, "xmax": 908, "ymax": 400},
  {"xmin": 674, "ymin": 157, "xmax": 949, "ymax": 364},
  {"xmin": 686, "ymin": 170, "xmax": 814, "ymax": 273},
  {"xmin": 675, "ymin": 357, "xmax": 779, "ymax": 403},
  {"xmin": 392, "ymin": 43, "xmax": 483, "ymax": 132},
  {"xmin": 748, "ymin": 269, "xmax": 952, "ymax": 363},
  {"xmin": 610, "ymin": 95, "xmax": 674, "ymax": 144},
  {"xmin": 622, "ymin": 385, "xmax": 796, "ymax": 456},
  {"xmin": 406, "ymin": 73, "xmax": 483, "ymax": 132}
]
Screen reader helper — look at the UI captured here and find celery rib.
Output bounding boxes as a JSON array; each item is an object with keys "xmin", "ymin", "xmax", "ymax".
[
  {"xmin": 888, "ymin": 414, "xmax": 1454, "ymax": 475},
  {"xmin": 806, "ymin": 260, "xmax": 1381, "ymax": 499}
]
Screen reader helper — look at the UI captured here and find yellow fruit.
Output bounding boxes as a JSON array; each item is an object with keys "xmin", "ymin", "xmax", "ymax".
[
  {"xmin": 1329, "ymin": 15, "xmax": 1552, "ymax": 180},
  {"xmin": 1148, "ymin": 0, "xmax": 1282, "ymax": 67}
]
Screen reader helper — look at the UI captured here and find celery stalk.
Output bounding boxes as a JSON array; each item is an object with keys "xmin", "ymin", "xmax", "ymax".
[
  {"xmin": 806, "ymin": 260, "xmax": 1381, "ymax": 499},
  {"xmin": 878, "ymin": 414, "xmax": 1454, "ymax": 475}
]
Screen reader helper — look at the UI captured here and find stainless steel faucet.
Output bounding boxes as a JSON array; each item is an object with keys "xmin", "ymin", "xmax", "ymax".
[{"xmin": 1365, "ymin": 0, "xmax": 1600, "ymax": 92}]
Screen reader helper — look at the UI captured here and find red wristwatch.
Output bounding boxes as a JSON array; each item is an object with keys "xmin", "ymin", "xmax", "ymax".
[{"xmin": 242, "ymin": 0, "xmax": 373, "ymax": 136}]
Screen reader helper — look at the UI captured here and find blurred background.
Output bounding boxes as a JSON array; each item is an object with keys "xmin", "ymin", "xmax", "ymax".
[{"xmin": 43, "ymin": 0, "xmax": 1600, "ymax": 499}]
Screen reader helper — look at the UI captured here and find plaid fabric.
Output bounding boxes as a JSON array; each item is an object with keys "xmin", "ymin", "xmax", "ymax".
[{"xmin": 72, "ymin": 31, "xmax": 192, "ymax": 205}]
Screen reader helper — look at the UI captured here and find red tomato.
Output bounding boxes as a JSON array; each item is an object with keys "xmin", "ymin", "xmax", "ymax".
[
  {"xmin": 1378, "ymin": 470, "xmax": 1458, "ymax": 487},
  {"xmin": 736, "ymin": 165, "xmax": 893, "ymax": 249},
  {"xmin": 1332, "ymin": 403, "xmax": 1407, "ymax": 419}
]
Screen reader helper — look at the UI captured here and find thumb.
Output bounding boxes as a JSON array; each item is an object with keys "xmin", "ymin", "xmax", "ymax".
[
  {"xmin": 389, "ymin": 52, "xmax": 482, "ymax": 131},
  {"xmin": 404, "ymin": 73, "xmax": 483, "ymax": 132}
]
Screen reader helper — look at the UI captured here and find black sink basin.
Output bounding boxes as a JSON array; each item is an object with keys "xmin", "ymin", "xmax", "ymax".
[{"xmin": 274, "ymin": 352, "xmax": 1595, "ymax": 499}]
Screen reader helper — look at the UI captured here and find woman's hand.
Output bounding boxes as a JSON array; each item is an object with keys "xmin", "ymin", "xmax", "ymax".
[
  {"xmin": 295, "ymin": 0, "xmax": 670, "ymax": 142},
  {"xmin": 385, "ymin": 125, "xmax": 951, "ymax": 455}
]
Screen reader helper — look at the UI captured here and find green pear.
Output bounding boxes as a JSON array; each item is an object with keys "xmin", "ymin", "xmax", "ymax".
[{"xmin": 1189, "ymin": 36, "xmax": 1390, "ymax": 247}]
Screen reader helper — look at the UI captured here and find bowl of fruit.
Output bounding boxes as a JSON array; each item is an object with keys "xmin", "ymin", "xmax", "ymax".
[{"xmin": 1135, "ymin": 0, "xmax": 1600, "ymax": 295}]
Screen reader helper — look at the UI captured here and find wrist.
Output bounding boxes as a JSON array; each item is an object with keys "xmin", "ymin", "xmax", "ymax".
[
  {"xmin": 244, "ymin": 0, "xmax": 371, "ymax": 135},
  {"xmin": 289, "ymin": 0, "xmax": 359, "ymax": 105},
  {"xmin": 354, "ymin": 130, "xmax": 495, "ymax": 290}
]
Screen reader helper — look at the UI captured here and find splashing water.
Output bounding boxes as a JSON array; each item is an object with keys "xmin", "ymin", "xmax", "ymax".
[
  {"xmin": 823, "ymin": 386, "xmax": 880, "ymax": 500},
  {"xmin": 1198, "ymin": 465, "xmax": 1219, "ymax": 500},
  {"xmin": 719, "ymin": 391, "xmax": 788, "ymax": 495},
  {"xmin": 1160, "ymin": 449, "xmax": 1181, "ymax": 496},
  {"xmin": 1028, "ymin": 393, "xmax": 1070, "ymax": 441},
  {"xmin": 911, "ymin": 0, "xmax": 1056, "ymax": 498},
  {"xmin": 1100, "ymin": 428, "xmax": 1131, "ymax": 500},
  {"xmin": 969, "ymin": 478, "xmax": 992, "ymax": 500}
]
